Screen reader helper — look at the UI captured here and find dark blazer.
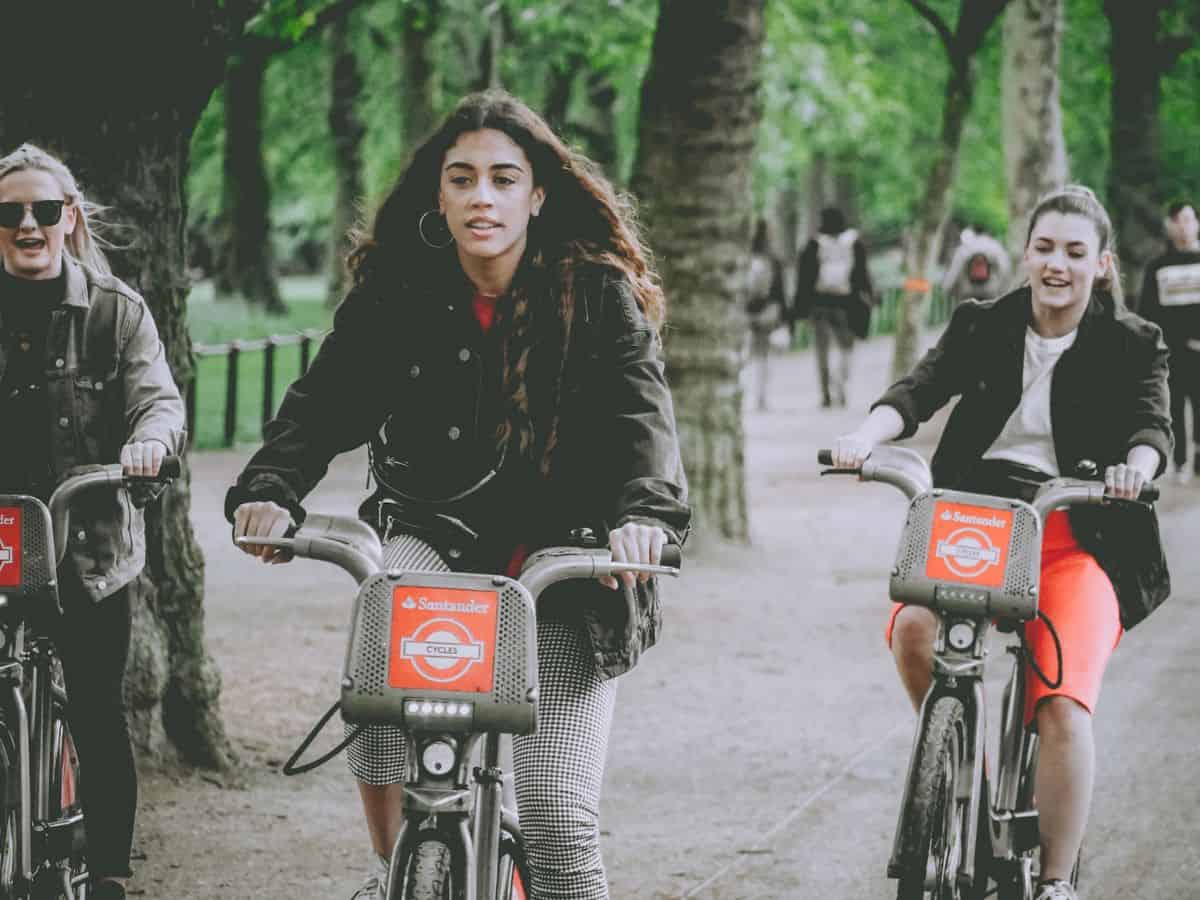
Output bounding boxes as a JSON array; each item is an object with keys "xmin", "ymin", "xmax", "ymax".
[
  {"xmin": 874, "ymin": 287, "xmax": 1172, "ymax": 629},
  {"xmin": 225, "ymin": 260, "xmax": 690, "ymax": 678}
]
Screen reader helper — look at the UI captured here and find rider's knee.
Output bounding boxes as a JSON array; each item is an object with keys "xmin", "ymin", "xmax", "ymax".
[
  {"xmin": 1034, "ymin": 695, "xmax": 1092, "ymax": 742},
  {"xmin": 891, "ymin": 606, "xmax": 937, "ymax": 660}
]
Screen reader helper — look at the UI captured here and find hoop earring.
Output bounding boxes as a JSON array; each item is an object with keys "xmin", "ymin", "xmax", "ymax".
[{"xmin": 418, "ymin": 210, "xmax": 455, "ymax": 249}]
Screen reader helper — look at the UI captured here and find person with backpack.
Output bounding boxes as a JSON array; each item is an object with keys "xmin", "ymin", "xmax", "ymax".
[
  {"xmin": 1136, "ymin": 200, "xmax": 1200, "ymax": 481},
  {"xmin": 941, "ymin": 222, "xmax": 1012, "ymax": 303},
  {"xmin": 226, "ymin": 90, "xmax": 690, "ymax": 900},
  {"xmin": 744, "ymin": 218, "xmax": 788, "ymax": 411},
  {"xmin": 793, "ymin": 206, "xmax": 875, "ymax": 408}
]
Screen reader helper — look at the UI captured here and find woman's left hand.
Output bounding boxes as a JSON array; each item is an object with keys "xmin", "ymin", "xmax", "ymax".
[
  {"xmin": 600, "ymin": 521, "xmax": 668, "ymax": 591},
  {"xmin": 120, "ymin": 440, "xmax": 168, "ymax": 477},
  {"xmin": 1104, "ymin": 462, "xmax": 1148, "ymax": 500}
]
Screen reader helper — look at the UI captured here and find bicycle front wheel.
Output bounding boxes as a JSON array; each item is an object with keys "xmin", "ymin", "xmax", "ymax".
[
  {"xmin": 397, "ymin": 839, "xmax": 452, "ymax": 900},
  {"xmin": 896, "ymin": 696, "xmax": 971, "ymax": 900},
  {"xmin": 0, "ymin": 721, "xmax": 18, "ymax": 900}
]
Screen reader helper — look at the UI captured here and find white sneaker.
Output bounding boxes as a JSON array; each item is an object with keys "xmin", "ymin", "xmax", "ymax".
[
  {"xmin": 1034, "ymin": 880, "xmax": 1078, "ymax": 900},
  {"xmin": 350, "ymin": 852, "xmax": 389, "ymax": 900}
]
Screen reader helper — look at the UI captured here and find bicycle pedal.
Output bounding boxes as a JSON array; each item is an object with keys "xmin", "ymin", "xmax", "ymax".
[{"xmin": 1009, "ymin": 809, "xmax": 1040, "ymax": 854}]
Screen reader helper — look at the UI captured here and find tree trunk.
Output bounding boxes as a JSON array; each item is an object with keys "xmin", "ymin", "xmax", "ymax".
[
  {"xmin": 328, "ymin": 10, "xmax": 366, "ymax": 307},
  {"xmin": 1002, "ymin": 0, "xmax": 1067, "ymax": 264},
  {"xmin": 892, "ymin": 0, "xmax": 1011, "ymax": 382},
  {"xmin": 543, "ymin": 54, "xmax": 581, "ymax": 133},
  {"xmin": 631, "ymin": 0, "xmax": 766, "ymax": 542},
  {"xmin": 400, "ymin": 0, "xmax": 441, "ymax": 152},
  {"xmin": 1105, "ymin": 0, "xmax": 1173, "ymax": 298},
  {"xmin": 579, "ymin": 69, "xmax": 620, "ymax": 178},
  {"xmin": 1, "ymin": 3, "xmax": 240, "ymax": 769},
  {"xmin": 472, "ymin": 2, "xmax": 508, "ymax": 91},
  {"xmin": 217, "ymin": 41, "xmax": 286, "ymax": 313}
]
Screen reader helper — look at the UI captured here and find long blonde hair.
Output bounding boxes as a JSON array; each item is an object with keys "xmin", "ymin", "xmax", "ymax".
[{"xmin": 0, "ymin": 143, "xmax": 112, "ymax": 275}]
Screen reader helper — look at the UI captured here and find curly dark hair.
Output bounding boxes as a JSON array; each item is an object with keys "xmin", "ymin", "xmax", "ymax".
[{"xmin": 348, "ymin": 90, "xmax": 665, "ymax": 474}]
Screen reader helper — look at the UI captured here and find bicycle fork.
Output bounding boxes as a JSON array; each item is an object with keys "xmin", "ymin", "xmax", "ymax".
[
  {"xmin": 387, "ymin": 732, "xmax": 520, "ymax": 900},
  {"xmin": 887, "ymin": 667, "xmax": 987, "ymax": 891}
]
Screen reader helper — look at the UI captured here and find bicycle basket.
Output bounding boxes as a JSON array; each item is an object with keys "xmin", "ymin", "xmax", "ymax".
[
  {"xmin": 889, "ymin": 490, "xmax": 1041, "ymax": 620},
  {"xmin": 341, "ymin": 568, "xmax": 538, "ymax": 735},
  {"xmin": 0, "ymin": 495, "xmax": 58, "ymax": 614}
]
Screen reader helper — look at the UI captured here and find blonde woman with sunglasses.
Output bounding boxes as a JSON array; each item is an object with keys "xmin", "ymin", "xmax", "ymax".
[{"xmin": 0, "ymin": 144, "xmax": 185, "ymax": 900}]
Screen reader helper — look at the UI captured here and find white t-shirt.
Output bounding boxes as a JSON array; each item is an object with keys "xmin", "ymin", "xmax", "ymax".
[{"xmin": 982, "ymin": 326, "xmax": 1078, "ymax": 475}]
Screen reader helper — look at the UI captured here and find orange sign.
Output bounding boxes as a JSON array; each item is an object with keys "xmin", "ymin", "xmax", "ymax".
[
  {"xmin": 925, "ymin": 501, "xmax": 1013, "ymax": 588},
  {"xmin": 0, "ymin": 508, "xmax": 21, "ymax": 589},
  {"xmin": 904, "ymin": 278, "xmax": 932, "ymax": 293},
  {"xmin": 388, "ymin": 585, "xmax": 499, "ymax": 693}
]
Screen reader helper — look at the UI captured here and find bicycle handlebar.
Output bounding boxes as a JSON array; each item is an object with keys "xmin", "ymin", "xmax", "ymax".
[
  {"xmin": 48, "ymin": 455, "xmax": 183, "ymax": 565},
  {"xmin": 817, "ymin": 446, "xmax": 1160, "ymax": 513},
  {"xmin": 236, "ymin": 513, "xmax": 683, "ymax": 598}
]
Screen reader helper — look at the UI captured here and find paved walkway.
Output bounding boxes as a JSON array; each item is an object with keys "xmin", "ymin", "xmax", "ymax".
[{"xmin": 138, "ymin": 330, "xmax": 1200, "ymax": 899}]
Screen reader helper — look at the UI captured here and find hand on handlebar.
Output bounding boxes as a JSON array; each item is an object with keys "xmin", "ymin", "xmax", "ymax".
[
  {"xmin": 1104, "ymin": 462, "xmax": 1149, "ymax": 501},
  {"xmin": 600, "ymin": 521, "xmax": 668, "ymax": 590},
  {"xmin": 233, "ymin": 500, "xmax": 295, "ymax": 564},
  {"xmin": 831, "ymin": 431, "xmax": 875, "ymax": 469},
  {"xmin": 120, "ymin": 440, "xmax": 169, "ymax": 477}
]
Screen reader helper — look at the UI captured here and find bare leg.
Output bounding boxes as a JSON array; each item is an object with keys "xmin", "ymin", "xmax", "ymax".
[
  {"xmin": 357, "ymin": 782, "xmax": 406, "ymax": 858},
  {"xmin": 1034, "ymin": 697, "xmax": 1094, "ymax": 882},
  {"xmin": 891, "ymin": 606, "xmax": 938, "ymax": 710}
]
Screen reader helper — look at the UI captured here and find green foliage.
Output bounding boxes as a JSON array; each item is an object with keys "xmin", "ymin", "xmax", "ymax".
[{"xmin": 185, "ymin": 0, "xmax": 1200, "ymax": 297}]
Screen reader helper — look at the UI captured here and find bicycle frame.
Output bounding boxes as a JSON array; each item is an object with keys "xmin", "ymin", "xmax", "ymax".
[
  {"xmin": 240, "ymin": 523, "xmax": 680, "ymax": 900},
  {"xmin": 820, "ymin": 444, "xmax": 1157, "ymax": 896},
  {"xmin": 0, "ymin": 459, "xmax": 180, "ymax": 899}
]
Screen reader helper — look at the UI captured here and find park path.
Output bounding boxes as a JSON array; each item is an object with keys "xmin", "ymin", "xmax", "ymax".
[{"xmin": 133, "ymin": 332, "xmax": 1200, "ymax": 899}]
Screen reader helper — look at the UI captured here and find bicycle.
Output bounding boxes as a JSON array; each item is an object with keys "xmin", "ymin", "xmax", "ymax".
[
  {"xmin": 0, "ymin": 457, "xmax": 181, "ymax": 899},
  {"xmin": 817, "ymin": 445, "xmax": 1158, "ymax": 900},
  {"xmin": 240, "ymin": 517, "xmax": 682, "ymax": 900}
]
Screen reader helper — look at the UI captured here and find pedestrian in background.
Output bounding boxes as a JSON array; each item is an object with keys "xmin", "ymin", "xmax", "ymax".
[
  {"xmin": 942, "ymin": 222, "xmax": 1012, "ymax": 303},
  {"xmin": 1137, "ymin": 200, "xmax": 1200, "ymax": 482},
  {"xmin": 793, "ymin": 207, "xmax": 875, "ymax": 408},
  {"xmin": 744, "ymin": 218, "xmax": 788, "ymax": 412}
]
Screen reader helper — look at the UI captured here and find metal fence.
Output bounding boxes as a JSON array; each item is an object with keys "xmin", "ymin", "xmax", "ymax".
[{"xmin": 188, "ymin": 329, "xmax": 327, "ymax": 448}]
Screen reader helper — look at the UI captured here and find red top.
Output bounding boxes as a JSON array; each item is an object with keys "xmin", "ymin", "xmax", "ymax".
[
  {"xmin": 469, "ymin": 291, "xmax": 528, "ymax": 576},
  {"xmin": 472, "ymin": 292, "xmax": 500, "ymax": 334}
]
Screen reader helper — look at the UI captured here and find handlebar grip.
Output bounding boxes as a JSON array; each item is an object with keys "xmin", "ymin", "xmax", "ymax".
[
  {"xmin": 658, "ymin": 544, "xmax": 682, "ymax": 570},
  {"xmin": 817, "ymin": 449, "xmax": 834, "ymax": 466},
  {"xmin": 124, "ymin": 455, "xmax": 183, "ymax": 483},
  {"xmin": 157, "ymin": 455, "xmax": 183, "ymax": 481}
]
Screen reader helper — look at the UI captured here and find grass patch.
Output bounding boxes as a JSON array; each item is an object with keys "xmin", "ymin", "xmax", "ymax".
[{"xmin": 188, "ymin": 276, "xmax": 335, "ymax": 449}]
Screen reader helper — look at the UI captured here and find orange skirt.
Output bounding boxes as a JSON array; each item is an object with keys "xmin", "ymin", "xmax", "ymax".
[{"xmin": 886, "ymin": 511, "xmax": 1122, "ymax": 725}]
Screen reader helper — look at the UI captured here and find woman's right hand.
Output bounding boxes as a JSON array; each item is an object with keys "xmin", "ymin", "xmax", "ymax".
[
  {"xmin": 831, "ymin": 431, "xmax": 875, "ymax": 469},
  {"xmin": 232, "ymin": 501, "xmax": 294, "ymax": 564}
]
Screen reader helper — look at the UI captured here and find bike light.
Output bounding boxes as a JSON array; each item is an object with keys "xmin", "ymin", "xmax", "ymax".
[
  {"xmin": 947, "ymin": 621, "xmax": 977, "ymax": 651},
  {"xmin": 404, "ymin": 699, "xmax": 475, "ymax": 722},
  {"xmin": 420, "ymin": 739, "xmax": 457, "ymax": 776}
]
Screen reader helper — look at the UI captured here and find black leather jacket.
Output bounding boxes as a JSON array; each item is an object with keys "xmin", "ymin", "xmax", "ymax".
[
  {"xmin": 226, "ymin": 260, "xmax": 690, "ymax": 677},
  {"xmin": 874, "ymin": 287, "xmax": 1172, "ymax": 629}
]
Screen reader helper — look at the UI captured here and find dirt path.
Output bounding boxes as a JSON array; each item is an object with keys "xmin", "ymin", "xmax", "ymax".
[{"xmin": 132, "ymin": 334, "xmax": 1200, "ymax": 899}]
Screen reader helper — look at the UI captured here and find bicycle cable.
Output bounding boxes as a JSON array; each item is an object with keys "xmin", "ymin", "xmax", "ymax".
[
  {"xmin": 282, "ymin": 700, "xmax": 364, "ymax": 776},
  {"xmin": 1018, "ymin": 609, "xmax": 1064, "ymax": 691}
]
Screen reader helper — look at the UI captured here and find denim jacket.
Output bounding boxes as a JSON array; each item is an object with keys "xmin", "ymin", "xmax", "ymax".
[{"xmin": 0, "ymin": 258, "xmax": 187, "ymax": 602}]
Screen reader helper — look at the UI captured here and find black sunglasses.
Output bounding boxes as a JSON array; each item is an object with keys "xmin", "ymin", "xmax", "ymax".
[{"xmin": 0, "ymin": 200, "xmax": 65, "ymax": 229}]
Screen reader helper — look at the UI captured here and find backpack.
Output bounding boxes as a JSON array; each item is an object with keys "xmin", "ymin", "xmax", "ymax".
[
  {"xmin": 814, "ymin": 230, "xmax": 857, "ymax": 296},
  {"xmin": 966, "ymin": 252, "xmax": 992, "ymax": 285},
  {"xmin": 745, "ymin": 254, "xmax": 775, "ymax": 316}
]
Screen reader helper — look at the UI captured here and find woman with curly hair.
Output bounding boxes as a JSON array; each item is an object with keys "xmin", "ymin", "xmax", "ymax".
[{"xmin": 226, "ymin": 90, "xmax": 690, "ymax": 900}]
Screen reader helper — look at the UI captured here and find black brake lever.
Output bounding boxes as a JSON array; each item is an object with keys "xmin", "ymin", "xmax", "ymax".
[{"xmin": 820, "ymin": 467, "xmax": 862, "ymax": 477}]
